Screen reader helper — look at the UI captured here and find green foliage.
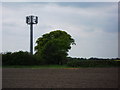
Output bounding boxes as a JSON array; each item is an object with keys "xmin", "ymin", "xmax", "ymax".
[
  {"xmin": 35, "ymin": 30, "xmax": 75, "ymax": 65},
  {"xmin": 67, "ymin": 59, "xmax": 119, "ymax": 67},
  {"xmin": 3, "ymin": 65, "xmax": 73, "ymax": 68},
  {"xmin": 2, "ymin": 51, "xmax": 38, "ymax": 65}
]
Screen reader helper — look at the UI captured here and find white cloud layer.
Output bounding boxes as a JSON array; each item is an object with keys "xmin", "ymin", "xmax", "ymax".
[
  {"xmin": 0, "ymin": 3, "xmax": 2, "ymax": 53},
  {"xmin": 2, "ymin": 2, "xmax": 118, "ymax": 58},
  {"xmin": 1, "ymin": 0, "xmax": 119, "ymax": 2}
]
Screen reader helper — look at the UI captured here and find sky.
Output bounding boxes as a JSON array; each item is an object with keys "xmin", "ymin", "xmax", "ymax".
[
  {"xmin": 1, "ymin": 2, "xmax": 118, "ymax": 58},
  {"xmin": 1, "ymin": 0, "xmax": 119, "ymax": 2}
]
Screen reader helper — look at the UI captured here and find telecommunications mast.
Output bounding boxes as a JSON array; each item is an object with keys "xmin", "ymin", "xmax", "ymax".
[{"xmin": 26, "ymin": 15, "xmax": 38, "ymax": 54}]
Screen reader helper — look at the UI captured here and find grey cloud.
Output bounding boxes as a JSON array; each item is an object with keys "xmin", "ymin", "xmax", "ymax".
[{"xmin": 2, "ymin": 2, "xmax": 118, "ymax": 58}]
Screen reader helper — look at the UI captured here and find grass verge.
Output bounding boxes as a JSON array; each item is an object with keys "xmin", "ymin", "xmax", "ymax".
[
  {"xmin": 2, "ymin": 65, "xmax": 75, "ymax": 69},
  {"xmin": 2, "ymin": 65, "xmax": 119, "ymax": 69}
]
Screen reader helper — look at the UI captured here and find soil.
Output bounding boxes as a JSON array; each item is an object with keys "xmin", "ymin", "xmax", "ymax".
[{"xmin": 2, "ymin": 68, "xmax": 119, "ymax": 88}]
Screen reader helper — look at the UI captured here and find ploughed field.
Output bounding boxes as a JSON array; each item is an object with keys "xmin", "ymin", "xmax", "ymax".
[{"xmin": 2, "ymin": 68, "xmax": 119, "ymax": 88}]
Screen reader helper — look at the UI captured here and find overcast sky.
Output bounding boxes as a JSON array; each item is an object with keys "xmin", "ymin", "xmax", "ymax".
[{"xmin": 2, "ymin": 2, "xmax": 118, "ymax": 58}]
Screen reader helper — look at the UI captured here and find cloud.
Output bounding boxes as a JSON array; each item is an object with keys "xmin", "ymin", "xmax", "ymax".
[
  {"xmin": 2, "ymin": 0, "xmax": 119, "ymax": 2},
  {"xmin": 0, "ymin": 3, "xmax": 2, "ymax": 52},
  {"xmin": 2, "ymin": 2, "xmax": 118, "ymax": 58},
  {"xmin": 68, "ymin": 28, "xmax": 118, "ymax": 58}
]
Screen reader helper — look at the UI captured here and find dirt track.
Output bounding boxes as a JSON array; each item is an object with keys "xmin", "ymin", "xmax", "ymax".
[{"xmin": 2, "ymin": 68, "xmax": 119, "ymax": 88}]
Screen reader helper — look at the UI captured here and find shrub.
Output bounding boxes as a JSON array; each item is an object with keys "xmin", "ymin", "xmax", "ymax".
[
  {"xmin": 67, "ymin": 59, "xmax": 119, "ymax": 67},
  {"xmin": 2, "ymin": 51, "xmax": 39, "ymax": 65}
]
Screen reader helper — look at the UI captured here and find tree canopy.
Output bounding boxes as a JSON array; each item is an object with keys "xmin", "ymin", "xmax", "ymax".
[{"xmin": 35, "ymin": 30, "xmax": 75, "ymax": 65}]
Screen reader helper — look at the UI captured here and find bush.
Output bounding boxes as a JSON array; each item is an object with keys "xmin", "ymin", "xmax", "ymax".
[
  {"xmin": 67, "ymin": 59, "xmax": 119, "ymax": 67},
  {"xmin": 2, "ymin": 51, "xmax": 39, "ymax": 65}
]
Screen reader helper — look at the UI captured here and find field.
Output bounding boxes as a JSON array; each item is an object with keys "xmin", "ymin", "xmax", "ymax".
[{"xmin": 2, "ymin": 67, "xmax": 119, "ymax": 88}]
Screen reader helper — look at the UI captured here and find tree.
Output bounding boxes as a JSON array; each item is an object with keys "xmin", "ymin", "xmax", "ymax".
[{"xmin": 35, "ymin": 30, "xmax": 75, "ymax": 65}]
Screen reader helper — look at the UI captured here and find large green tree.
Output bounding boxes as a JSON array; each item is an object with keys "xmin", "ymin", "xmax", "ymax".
[{"xmin": 35, "ymin": 30, "xmax": 75, "ymax": 65}]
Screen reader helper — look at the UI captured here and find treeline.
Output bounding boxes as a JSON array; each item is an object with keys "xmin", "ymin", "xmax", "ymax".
[
  {"xmin": 67, "ymin": 57, "xmax": 120, "ymax": 67},
  {"xmin": 2, "ymin": 51, "xmax": 120, "ymax": 67},
  {"xmin": 2, "ymin": 51, "xmax": 39, "ymax": 65},
  {"xmin": 67, "ymin": 57, "xmax": 120, "ymax": 61}
]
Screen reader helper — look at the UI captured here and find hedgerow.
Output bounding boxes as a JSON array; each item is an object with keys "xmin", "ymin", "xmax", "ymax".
[{"xmin": 67, "ymin": 59, "xmax": 119, "ymax": 67}]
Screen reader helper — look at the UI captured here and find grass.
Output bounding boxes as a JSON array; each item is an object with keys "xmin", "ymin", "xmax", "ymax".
[
  {"xmin": 2, "ymin": 65, "xmax": 75, "ymax": 69},
  {"xmin": 2, "ymin": 65, "xmax": 119, "ymax": 69},
  {"xmin": 114, "ymin": 60, "xmax": 120, "ymax": 61}
]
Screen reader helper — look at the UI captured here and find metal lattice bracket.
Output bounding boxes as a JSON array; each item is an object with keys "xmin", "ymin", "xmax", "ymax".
[{"xmin": 26, "ymin": 15, "xmax": 38, "ymax": 24}]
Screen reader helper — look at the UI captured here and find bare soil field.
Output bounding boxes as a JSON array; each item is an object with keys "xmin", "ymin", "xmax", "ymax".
[{"xmin": 2, "ymin": 68, "xmax": 119, "ymax": 88}]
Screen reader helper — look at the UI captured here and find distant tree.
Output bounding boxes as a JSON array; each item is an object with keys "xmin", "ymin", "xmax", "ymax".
[{"xmin": 35, "ymin": 30, "xmax": 75, "ymax": 65}]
